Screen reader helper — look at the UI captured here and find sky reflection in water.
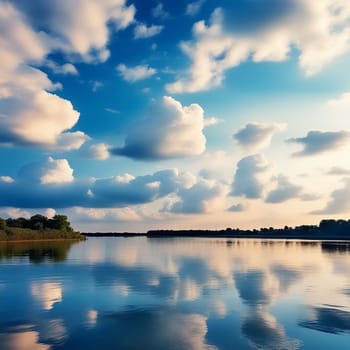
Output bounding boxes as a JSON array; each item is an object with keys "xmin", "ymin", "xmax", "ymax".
[{"xmin": 0, "ymin": 238, "xmax": 350, "ymax": 349}]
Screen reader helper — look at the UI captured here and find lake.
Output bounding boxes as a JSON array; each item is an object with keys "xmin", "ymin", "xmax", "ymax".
[{"xmin": 1, "ymin": 237, "xmax": 350, "ymax": 349}]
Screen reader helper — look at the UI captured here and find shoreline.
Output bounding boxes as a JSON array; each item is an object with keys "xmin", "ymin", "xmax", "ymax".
[
  {"xmin": 0, "ymin": 238, "xmax": 85, "ymax": 243},
  {"xmin": 82, "ymin": 232, "xmax": 350, "ymax": 241}
]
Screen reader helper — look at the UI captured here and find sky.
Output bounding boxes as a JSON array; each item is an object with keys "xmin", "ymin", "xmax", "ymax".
[{"xmin": 1, "ymin": 0, "xmax": 350, "ymax": 232}]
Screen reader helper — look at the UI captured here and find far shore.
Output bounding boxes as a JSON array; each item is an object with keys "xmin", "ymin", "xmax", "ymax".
[
  {"xmin": 82, "ymin": 232, "xmax": 350, "ymax": 241},
  {"xmin": 82, "ymin": 219, "xmax": 350, "ymax": 241}
]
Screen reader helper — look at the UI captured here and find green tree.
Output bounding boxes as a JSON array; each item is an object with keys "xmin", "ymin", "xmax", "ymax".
[
  {"xmin": 50, "ymin": 215, "xmax": 73, "ymax": 232},
  {"xmin": 6, "ymin": 217, "xmax": 27, "ymax": 228},
  {"xmin": 0, "ymin": 217, "xmax": 6, "ymax": 230},
  {"xmin": 29, "ymin": 214, "xmax": 48, "ymax": 230}
]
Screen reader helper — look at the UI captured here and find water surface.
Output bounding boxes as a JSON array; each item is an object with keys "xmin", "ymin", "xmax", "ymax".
[{"xmin": 1, "ymin": 237, "xmax": 350, "ymax": 349}]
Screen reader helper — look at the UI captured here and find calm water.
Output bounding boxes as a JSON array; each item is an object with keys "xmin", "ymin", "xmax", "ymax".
[{"xmin": 1, "ymin": 238, "xmax": 350, "ymax": 350}]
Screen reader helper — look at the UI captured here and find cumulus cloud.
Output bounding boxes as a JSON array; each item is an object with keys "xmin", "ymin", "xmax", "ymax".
[
  {"xmin": 265, "ymin": 175, "xmax": 302, "ymax": 203},
  {"xmin": 0, "ymin": 2, "xmax": 101, "ymax": 150},
  {"xmin": 91, "ymin": 169, "xmax": 180, "ymax": 207},
  {"xmin": 287, "ymin": 130, "xmax": 350, "ymax": 156},
  {"xmin": 0, "ymin": 1, "xmax": 137, "ymax": 151},
  {"xmin": 17, "ymin": 157, "xmax": 74, "ymax": 185},
  {"xmin": 165, "ymin": 178, "xmax": 228, "ymax": 214},
  {"xmin": 0, "ymin": 158, "xmax": 186, "ymax": 209},
  {"xmin": 111, "ymin": 96, "xmax": 210, "ymax": 160},
  {"xmin": 312, "ymin": 179, "xmax": 350, "ymax": 214},
  {"xmin": 45, "ymin": 208, "xmax": 56, "ymax": 218},
  {"xmin": 231, "ymin": 155, "xmax": 268, "ymax": 199},
  {"xmin": 13, "ymin": 0, "xmax": 136, "ymax": 63},
  {"xmin": 86, "ymin": 143, "xmax": 110, "ymax": 160},
  {"xmin": 134, "ymin": 23, "xmax": 163, "ymax": 39},
  {"xmin": 117, "ymin": 64, "xmax": 157, "ymax": 82},
  {"xmin": 0, "ymin": 2, "xmax": 49, "ymax": 99},
  {"xmin": 233, "ymin": 122, "xmax": 286, "ymax": 151},
  {"xmin": 167, "ymin": 1, "xmax": 350, "ymax": 93},
  {"xmin": 0, "ymin": 90, "xmax": 88, "ymax": 149}
]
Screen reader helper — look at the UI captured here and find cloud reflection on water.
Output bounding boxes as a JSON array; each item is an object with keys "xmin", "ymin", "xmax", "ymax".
[
  {"xmin": 31, "ymin": 282, "xmax": 62, "ymax": 310},
  {"xmin": 1, "ymin": 238, "xmax": 350, "ymax": 349},
  {"xmin": 0, "ymin": 325, "xmax": 49, "ymax": 350},
  {"xmin": 299, "ymin": 306, "xmax": 350, "ymax": 334}
]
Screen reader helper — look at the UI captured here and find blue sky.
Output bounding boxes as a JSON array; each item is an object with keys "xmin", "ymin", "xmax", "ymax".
[{"xmin": 1, "ymin": 0, "xmax": 350, "ymax": 231}]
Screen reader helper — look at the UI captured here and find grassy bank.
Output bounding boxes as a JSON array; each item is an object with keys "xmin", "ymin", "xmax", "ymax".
[
  {"xmin": 0, "ymin": 227, "xmax": 85, "ymax": 242},
  {"xmin": 0, "ymin": 214, "xmax": 85, "ymax": 242}
]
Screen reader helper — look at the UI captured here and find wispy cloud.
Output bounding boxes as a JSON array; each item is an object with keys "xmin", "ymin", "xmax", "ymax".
[
  {"xmin": 134, "ymin": 23, "xmax": 163, "ymax": 39},
  {"xmin": 117, "ymin": 64, "xmax": 157, "ymax": 82}
]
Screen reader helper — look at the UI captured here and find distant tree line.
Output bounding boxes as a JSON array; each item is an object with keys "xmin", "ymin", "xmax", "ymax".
[
  {"xmin": 0, "ymin": 214, "xmax": 74, "ymax": 232},
  {"xmin": 147, "ymin": 219, "xmax": 350, "ymax": 238}
]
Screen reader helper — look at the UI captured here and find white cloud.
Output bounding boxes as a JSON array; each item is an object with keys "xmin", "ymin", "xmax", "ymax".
[
  {"xmin": 0, "ymin": 2, "xmax": 90, "ymax": 150},
  {"xmin": 167, "ymin": 1, "xmax": 350, "ymax": 93},
  {"xmin": 0, "ymin": 176, "xmax": 14, "ymax": 183},
  {"xmin": 265, "ymin": 175, "xmax": 303, "ymax": 203},
  {"xmin": 18, "ymin": 157, "xmax": 74, "ymax": 185},
  {"xmin": 231, "ymin": 155, "xmax": 269, "ymax": 199},
  {"xmin": 0, "ymin": 1, "xmax": 137, "ymax": 151},
  {"xmin": 151, "ymin": 3, "xmax": 169, "ymax": 19},
  {"xmin": 74, "ymin": 207, "xmax": 141, "ymax": 222},
  {"xmin": 166, "ymin": 177, "xmax": 228, "ymax": 214},
  {"xmin": 0, "ymin": 207, "xmax": 31, "ymax": 219},
  {"xmin": 327, "ymin": 92, "xmax": 350, "ymax": 106},
  {"xmin": 203, "ymin": 117, "xmax": 222, "ymax": 127},
  {"xmin": 0, "ymin": 3, "xmax": 48, "ymax": 78},
  {"xmin": 45, "ymin": 208, "xmax": 56, "ymax": 218},
  {"xmin": 0, "ymin": 90, "xmax": 88, "ymax": 150},
  {"xmin": 112, "ymin": 96, "xmax": 210, "ymax": 160},
  {"xmin": 233, "ymin": 122, "xmax": 286, "ymax": 151},
  {"xmin": 92, "ymin": 81, "xmax": 104, "ymax": 92},
  {"xmin": 312, "ymin": 178, "xmax": 350, "ymax": 214},
  {"xmin": 86, "ymin": 143, "xmax": 110, "ymax": 160},
  {"xmin": 287, "ymin": 130, "xmax": 350, "ymax": 156},
  {"xmin": 0, "ymin": 159, "xmax": 185, "ymax": 209},
  {"xmin": 40, "ymin": 158, "xmax": 74, "ymax": 185},
  {"xmin": 228, "ymin": 203, "xmax": 247, "ymax": 212},
  {"xmin": 117, "ymin": 64, "xmax": 157, "ymax": 82},
  {"xmin": 47, "ymin": 62, "xmax": 79, "ymax": 75},
  {"xmin": 134, "ymin": 23, "xmax": 163, "ymax": 39},
  {"xmin": 186, "ymin": 1, "xmax": 204, "ymax": 16},
  {"xmin": 55, "ymin": 132, "xmax": 90, "ymax": 152},
  {"xmin": 14, "ymin": 0, "xmax": 136, "ymax": 63}
]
